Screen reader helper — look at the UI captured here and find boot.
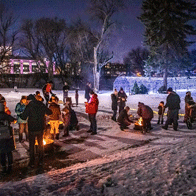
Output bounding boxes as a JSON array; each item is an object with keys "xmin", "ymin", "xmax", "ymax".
[
  {"xmin": 157, "ymin": 120, "xmax": 160, "ymax": 124},
  {"xmin": 7, "ymin": 165, "xmax": 12, "ymax": 174},
  {"xmin": 56, "ymin": 133, "xmax": 59, "ymax": 140},
  {"xmin": 161, "ymin": 120, "xmax": 164, "ymax": 124}
]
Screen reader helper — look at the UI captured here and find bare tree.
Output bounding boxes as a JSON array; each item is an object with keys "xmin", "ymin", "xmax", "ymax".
[
  {"xmin": 20, "ymin": 17, "xmax": 67, "ymax": 80},
  {"xmin": 123, "ymin": 47, "xmax": 149, "ymax": 76},
  {"xmin": 88, "ymin": 0, "xmax": 124, "ymax": 92},
  {"xmin": 0, "ymin": 3, "xmax": 18, "ymax": 73}
]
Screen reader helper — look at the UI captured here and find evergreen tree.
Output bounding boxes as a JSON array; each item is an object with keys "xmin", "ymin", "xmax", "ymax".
[
  {"xmin": 132, "ymin": 82, "xmax": 140, "ymax": 94},
  {"xmin": 139, "ymin": 0, "xmax": 196, "ymax": 89}
]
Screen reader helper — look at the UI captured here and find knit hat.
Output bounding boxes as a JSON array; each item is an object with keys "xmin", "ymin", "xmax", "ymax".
[
  {"xmin": 27, "ymin": 94, "xmax": 35, "ymax": 101},
  {"xmin": 167, "ymin": 87, "xmax": 173, "ymax": 92}
]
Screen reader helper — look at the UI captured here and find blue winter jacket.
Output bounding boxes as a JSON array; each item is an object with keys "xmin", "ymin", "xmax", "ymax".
[{"xmin": 15, "ymin": 103, "xmax": 28, "ymax": 123}]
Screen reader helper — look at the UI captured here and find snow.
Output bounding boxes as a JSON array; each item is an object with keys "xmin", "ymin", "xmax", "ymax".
[{"xmin": 1, "ymin": 87, "xmax": 196, "ymax": 195}]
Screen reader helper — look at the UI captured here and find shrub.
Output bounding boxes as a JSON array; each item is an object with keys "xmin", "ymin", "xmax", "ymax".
[
  {"xmin": 139, "ymin": 84, "xmax": 148, "ymax": 94},
  {"xmin": 158, "ymin": 86, "xmax": 167, "ymax": 94},
  {"xmin": 132, "ymin": 82, "xmax": 140, "ymax": 94}
]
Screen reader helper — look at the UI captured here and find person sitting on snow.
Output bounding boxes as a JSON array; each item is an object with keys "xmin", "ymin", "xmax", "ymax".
[
  {"xmin": 117, "ymin": 106, "xmax": 133, "ymax": 131},
  {"xmin": 137, "ymin": 102, "xmax": 153, "ymax": 133}
]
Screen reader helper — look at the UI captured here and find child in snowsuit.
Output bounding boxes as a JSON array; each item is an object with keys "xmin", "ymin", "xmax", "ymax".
[{"xmin": 157, "ymin": 101, "xmax": 165, "ymax": 124}]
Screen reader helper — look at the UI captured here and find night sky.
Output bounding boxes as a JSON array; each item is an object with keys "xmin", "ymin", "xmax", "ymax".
[{"xmin": 3, "ymin": 0, "xmax": 195, "ymax": 63}]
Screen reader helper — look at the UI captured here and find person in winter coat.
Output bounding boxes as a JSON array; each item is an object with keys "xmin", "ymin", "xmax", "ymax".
[
  {"xmin": 15, "ymin": 96, "xmax": 28, "ymax": 142},
  {"xmin": 85, "ymin": 82, "xmax": 91, "ymax": 102},
  {"xmin": 49, "ymin": 96, "xmax": 61, "ymax": 140},
  {"xmin": 184, "ymin": 91, "xmax": 194, "ymax": 122},
  {"xmin": 19, "ymin": 94, "xmax": 52, "ymax": 168},
  {"xmin": 42, "ymin": 81, "xmax": 55, "ymax": 107},
  {"xmin": 63, "ymin": 82, "xmax": 70, "ymax": 103},
  {"xmin": 157, "ymin": 101, "xmax": 165, "ymax": 124},
  {"xmin": 0, "ymin": 102, "xmax": 16, "ymax": 174},
  {"xmin": 118, "ymin": 87, "xmax": 127, "ymax": 114},
  {"xmin": 162, "ymin": 88, "xmax": 181, "ymax": 131},
  {"xmin": 111, "ymin": 89, "xmax": 118, "ymax": 121},
  {"xmin": 137, "ymin": 102, "xmax": 154, "ymax": 132},
  {"xmin": 117, "ymin": 106, "xmax": 133, "ymax": 131},
  {"xmin": 61, "ymin": 106, "xmax": 71, "ymax": 137},
  {"xmin": 85, "ymin": 90, "xmax": 99, "ymax": 135}
]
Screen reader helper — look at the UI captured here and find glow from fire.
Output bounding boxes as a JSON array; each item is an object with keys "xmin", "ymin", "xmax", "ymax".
[
  {"xmin": 135, "ymin": 117, "xmax": 143, "ymax": 126},
  {"xmin": 43, "ymin": 139, "xmax": 46, "ymax": 145},
  {"xmin": 136, "ymin": 72, "xmax": 142, "ymax": 77}
]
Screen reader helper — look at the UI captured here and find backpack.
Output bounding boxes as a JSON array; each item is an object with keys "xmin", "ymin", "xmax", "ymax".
[{"xmin": 0, "ymin": 120, "xmax": 11, "ymax": 140}]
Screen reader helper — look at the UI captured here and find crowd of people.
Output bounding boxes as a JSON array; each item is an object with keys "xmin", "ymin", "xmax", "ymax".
[{"xmin": 0, "ymin": 82, "xmax": 195, "ymax": 175}]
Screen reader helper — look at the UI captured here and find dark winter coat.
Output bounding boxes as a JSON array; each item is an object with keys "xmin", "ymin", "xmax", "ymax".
[
  {"xmin": 0, "ymin": 112, "xmax": 16, "ymax": 153},
  {"xmin": 137, "ymin": 104, "xmax": 153, "ymax": 120},
  {"xmin": 158, "ymin": 105, "xmax": 165, "ymax": 115},
  {"xmin": 63, "ymin": 85, "xmax": 70, "ymax": 92},
  {"xmin": 49, "ymin": 102, "xmax": 61, "ymax": 120},
  {"xmin": 15, "ymin": 102, "xmax": 28, "ymax": 123},
  {"xmin": 185, "ymin": 95, "xmax": 193, "ymax": 104},
  {"xmin": 165, "ymin": 92, "xmax": 181, "ymax": 110},
  {"xmin": 20, "ymin": 100, "xmax": 52, "ymax": 133},
  {"xmin": 118, "ymin": 91, "xmax": 127, "ymax": 108},
  {"xmin": 117, "ymin": 109, "xmax": 130, "ymax": 124},
  {"xmin": 111, "ymin": 93, "xmax": 118, "ymax": 111},
  {"xmin": 85, "ymin": 94, "xmax": 99, "ymax": 114},
  {"xmin": 70, "ymin": 109, "xmax": 78, "ymax": 126},
  {"xmin": 85, "ymin": 85, "xmax": 91, "ymax": 100}
]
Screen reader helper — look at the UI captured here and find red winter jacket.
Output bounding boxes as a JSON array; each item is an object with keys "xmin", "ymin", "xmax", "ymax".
[{"xmin": 85, "ymin": 94, "xmax": 99, "ymax": 114}]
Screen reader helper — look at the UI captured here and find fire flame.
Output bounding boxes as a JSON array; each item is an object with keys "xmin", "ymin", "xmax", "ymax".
[
  {"xmin": 135, "ymin": 117, "xmax": 143, "ymax": 126},
  {"xmin": 35, "ymin": 139, "xmax": 53, "ymax": 146}
]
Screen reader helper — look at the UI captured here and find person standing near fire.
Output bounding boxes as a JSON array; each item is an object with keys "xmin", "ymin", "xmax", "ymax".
[
  {"xmin": 85, "ymin": 90, "xmax": 99, "ymax": 135},
  {"xmin": 42, "ymin": 81, "xmax": 55, "ymax": 107},
  {"xmin": 15, "ymin": 96, "xmax": 28, "ymax": 143},
  {"xmin": 49, "ymin": 96, "xmax": 61, "ymax": 140},
  {"xmin": 137, "ymin": 102, "xmax": 153, "ymax": 133},
  {"xmin": 118, "ymin": 87, "xmax": 127, "ymax": 114},
  {"xmin": 162, "ymin": 87, "xmax": 181, "ymax": 131},
  {"xmin": 111, "ymin": 89, "xmax": 118, "ymax": 121},
  {"xmin": 19, "ymin": 94, "xmax": 52, "ymax": 168},
  {"xmin": 63, "ymin": 82, "xmax": 70, "ymax": 104}
]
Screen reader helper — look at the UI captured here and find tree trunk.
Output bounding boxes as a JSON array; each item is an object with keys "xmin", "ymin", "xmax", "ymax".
[
  {"xmin": 48, "ymin": 61, "xmax": 53, "ymax": 80},
  {"xmin": 163, "ymin": 66, "xmax": 168, "ymax": 89},
  {"xmin": 93, "ymin": 47, "xmax": 100, "ymax": 93}
]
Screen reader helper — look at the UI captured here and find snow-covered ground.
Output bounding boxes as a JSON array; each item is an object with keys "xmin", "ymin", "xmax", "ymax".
[{"xmin": 1, "ymin": 88, "xmax": 196, "ymax": 195}]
